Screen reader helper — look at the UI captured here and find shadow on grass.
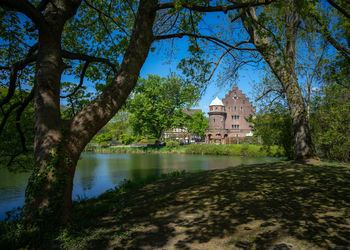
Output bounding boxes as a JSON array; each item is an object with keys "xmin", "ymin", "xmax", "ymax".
[{"xmin": 69, "ymin": 161, "xmax": 350, "ymax": 249}]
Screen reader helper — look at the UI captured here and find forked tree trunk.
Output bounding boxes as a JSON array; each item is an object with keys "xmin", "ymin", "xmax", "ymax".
[
  {"xmin": 23, "ymin": 0, "xmax": 158, "ymax": 228},
  {"xmin": 23, "ymin": 3, "xmax": 80, "ymax": 226}
]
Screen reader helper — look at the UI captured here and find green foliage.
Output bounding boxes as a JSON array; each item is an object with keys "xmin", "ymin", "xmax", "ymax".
[
  {"xmin": 166, "ymin": 140, "xmax": 180, "ymax": 149},
  {"xmin": 185, "ymin": 110, "xmax": 209, "ymax": 137},
  {"xmin": 91, "ymin": 110, "xmax": 131, "ymax": 145},
  {"xmin": 94, "ymin": 133, "xmax": 114, "ymax": 144},
  {"xmin": 250, "ymin": 108, "xmax": 295, "ymax": 159},
  {"xmin": 0, "ymin": 88, "xmax": 34, "ymax": 170},
  {"xmin": 185, "ymin": 144, "xmax": 283, "ymax": 157},
  {"xmin": 119, "ymin": 134, "xmax": 136, "ymax": 145},
  {"xmin": 128, "ymin": 74, "xmax": 200, "ymax": 139},
  {"xmin": 311, "ymin": 83, "xmax": 350, "ymax": 161}
]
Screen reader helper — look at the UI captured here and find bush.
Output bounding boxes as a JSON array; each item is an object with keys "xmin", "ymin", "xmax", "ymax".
[
  {"xmin": 95, "ymin": 133, "xmax": 113, "ymax": 144},
  {"xmin": 184, "ymin": 144, "xmax": 283, "ymax": 157},
  {"xmin": 166, "ymin": 140, "xmax": 179, "ymax": 148},
  {"xmin": 119, "ymin": 134, "xmax": 136, "ymax": 145}
]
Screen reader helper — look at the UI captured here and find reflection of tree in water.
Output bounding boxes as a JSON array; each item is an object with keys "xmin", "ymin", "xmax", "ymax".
[
  {"xmin": 76, "ymin": 155, "xmax": 99, "ymax": 191},
  {"xmin": 106, "ymin": 154, "xmax": 132, "ymax": 186},
  {"xmin": 129, "ymin": 154, "xmax": 161, "ymax": 181}
]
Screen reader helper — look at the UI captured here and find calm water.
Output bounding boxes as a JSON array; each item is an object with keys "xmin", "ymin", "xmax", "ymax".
[{"xmin": 0, "ymin": 153, "xmax": 278, "ymax": 220}]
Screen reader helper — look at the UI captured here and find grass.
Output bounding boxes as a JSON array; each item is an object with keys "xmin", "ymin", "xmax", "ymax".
[
  {"xmin": 2, "ymin": 160, "xmax": 349, "ymax": 249},
  {"xmin": 4, "ymin": 160, "xmax": 350, "ymax": 249},
  {"xmin": 86, "ymin": 143, "xmax": 284, "ymax": 157},
  {"xmin": 184, "ymin": 143, "xmax": 283, "ymax": 157}
]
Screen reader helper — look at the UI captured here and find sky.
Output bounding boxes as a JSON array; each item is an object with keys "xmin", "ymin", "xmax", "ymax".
[
  {"xmin": 140, "ymin": 49, "xmax": 263, "ymax": 114},
  {"xmin": 139, "ymin": 13, "xmax": 265, "ymax": 115}
]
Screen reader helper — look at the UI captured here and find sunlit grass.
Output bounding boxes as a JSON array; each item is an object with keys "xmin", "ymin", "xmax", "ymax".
[{"xmin": 86, "ymin": 143, "xmax": 284, "ymax": 157}]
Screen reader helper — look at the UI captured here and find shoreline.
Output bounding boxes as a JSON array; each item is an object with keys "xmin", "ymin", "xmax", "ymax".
[
  {"xmin": 84, "ymin": 143, "xmax": 285, "ymax": 158},
  {"xmin": 2, "ymin": 160, "xmax": 349, "ymax": 249}
]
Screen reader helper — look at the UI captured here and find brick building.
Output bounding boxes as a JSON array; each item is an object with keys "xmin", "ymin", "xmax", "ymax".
[{"xmin": 205, "ymin": 86, "xmax": 256, "ymax": 144}]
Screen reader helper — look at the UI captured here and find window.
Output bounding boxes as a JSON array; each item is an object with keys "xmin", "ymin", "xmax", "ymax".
[
  {"xmin": 241, "ymin": 106, "xmax": 243, "ymax": 111},
  {"xmin": 237, "ymin": 115, "xmax": 240, "ymax": 119},
  {"xmin": 213, "ymin": 118, "xmax": 215, "ymax": 123},
  {"xmin": 234, "ymin": 106, "xmax": 237, "ymax": 111},
  {"xmin": 228, "ymin": 107, "xmax": 231, "ymax": 112},
  {"xmin": 215, "ymin": 106, "xmax": 218, "ymax": 110},
  {"xmin": 232, "ymin": 115, "xmax": 234, "ymax": 120},
  {"xmin": 232, "ymin": 124, "xmax": 239, "ymax": 129}
]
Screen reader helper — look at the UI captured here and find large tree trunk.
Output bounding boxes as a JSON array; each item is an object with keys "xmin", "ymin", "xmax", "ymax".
[
  {"xmin": 241, "ymin": 1, "xmax": 315, "ymax": 159},
  {"xmin": 23, "ymin": 0, "xmax": 158, "ymax": 228},
  {"xmin": 23, "ymin": 1, "xmax": 80, "ymax": 226}
]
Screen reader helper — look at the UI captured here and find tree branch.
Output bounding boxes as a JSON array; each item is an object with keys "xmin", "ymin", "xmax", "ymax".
[
  {"xmin": 311, "ymin": 12, "xmax": 350, "ymax": 64},
  {"xmin": 61, "ymin": 61, "xmax": 90, "ymax": 98},
  {"xmin": 0, "ymin": 0, "xmax": 47, "ymax": 29},
  {"xmin": 326, "ymin": 0, "xmax": 350, "ymax": 20},
  {"xmin": 154, "ymin": 33, "xmax": 255, "ymax": 51},
  {"xmin": 61, "ymin": 50, "xmax": 117, "ymax": 73},
  {"xmin": 157, "ymin": 0, "xmax": 274, "ymax": 12},
  {"xmin": 15, "ymin": 89, "xmax": 34, "ymax": 154},
  {"xmin": 0, "ymin": 54, "xmax": 37, "ymax": 109},
  {"xmin": 84, "ymin": 0, "xmax": 130, "ymax": 36},
  {"xmin": 205, "ymin": 41, "xmax": 253, "ymax": 81},
  {"xmin": 255, "ymin": 88, "xmax": 284, "ymax": 102}
]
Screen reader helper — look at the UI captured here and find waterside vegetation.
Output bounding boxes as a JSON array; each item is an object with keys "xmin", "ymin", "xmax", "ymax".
[{"xmin": 85, "ymin": 143, "xmax": 284, "ymax": 158}]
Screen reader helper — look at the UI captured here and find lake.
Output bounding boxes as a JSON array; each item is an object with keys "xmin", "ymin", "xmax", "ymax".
[{"xmin": 0, "ymin": 153, "xmax": 279, "ymax": 220}]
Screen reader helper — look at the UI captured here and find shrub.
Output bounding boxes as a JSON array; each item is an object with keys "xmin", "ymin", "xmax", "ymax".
[
  {"xmin": 166, "ymin": 140, "xmax": 179, "ymax": 148},
  {"xmin": 119, "ymin": 134, "xmax": 136, "ymax": 145}
]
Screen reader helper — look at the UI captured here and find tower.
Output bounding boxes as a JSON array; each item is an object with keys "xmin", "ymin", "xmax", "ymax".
[{"xmin": 208, "ymin": 97, "xmax": 226, "ymax": 130}]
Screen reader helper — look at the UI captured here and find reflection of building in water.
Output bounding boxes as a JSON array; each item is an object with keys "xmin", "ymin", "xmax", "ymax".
[
  {"xmin": 205, "ymin": 86, "xmax": 255, "ymax": 144},
  {"xmin": 164, "ymin": 109, "xmax": 203, "ymax": 143}
]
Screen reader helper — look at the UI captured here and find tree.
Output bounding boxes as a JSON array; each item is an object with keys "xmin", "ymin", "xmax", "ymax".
[
  {"xmin": 310, "ymin": 53, "xmax": 350, "ymax": 161},
  {"xmin": 186, "ymin": 110, "xmax": 208, "ymax": 138},
  {"xmin": 0, "ymin": 0, "xmax": 159, "ymax": 229},
  {"xmin": 237, "ymin": 0, "xmax": 316, "ymax": 159},
  {"xmin": 0, "ymin": 88, "xmax": 34, "ymax": 170},
  {"xmin": 128, "ymin": 74, "xmax": 199, "ymax": 140},
  {"xmin": 250, "ymin": 103, "xmax": 295, "ymax": 159},
  {"xmin": 91, "ymin": 110, "xmax": 131, "ymax": 145},
  {"xmin": 0, "ymin": 0, "xmax": 290, "ymax": 232}
]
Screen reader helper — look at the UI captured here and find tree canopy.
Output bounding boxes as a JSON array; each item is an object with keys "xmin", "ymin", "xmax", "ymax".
[{"xmin": 128, "ymin": 74, "xmax": 199, "ymax": 139}]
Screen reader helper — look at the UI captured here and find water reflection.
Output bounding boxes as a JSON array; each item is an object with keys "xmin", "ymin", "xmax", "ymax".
[
  {"xmin": 75, "ymin": 155, "xmax": 99, "ymax": 191},
  {"xmin": 0, "ymin": 153, "xmax": 280, "ymax": 220}
]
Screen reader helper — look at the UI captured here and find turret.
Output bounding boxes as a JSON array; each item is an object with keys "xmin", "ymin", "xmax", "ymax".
[{"xmin": 208, "ymin": 97, "xmax": 226, "ymax": 130}]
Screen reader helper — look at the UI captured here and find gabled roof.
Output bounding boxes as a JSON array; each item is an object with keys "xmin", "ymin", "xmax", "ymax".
[{"xmin": 209, "ymin": 96, "xmax": 224, "ymax": 106}]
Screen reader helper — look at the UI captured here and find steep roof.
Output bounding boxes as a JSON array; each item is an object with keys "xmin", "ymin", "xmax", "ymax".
[{"xmin": 209, "ymin": 96, "xmax": 224, "ymax": 106}]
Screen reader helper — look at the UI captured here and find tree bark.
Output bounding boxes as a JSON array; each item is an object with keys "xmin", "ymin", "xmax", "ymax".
[
  {"xmin": 23, "ymin": 0, "xmax": 81, "ymax": 226},
  {"xmin": 22, "ymin": 0, "xmax": 158, "ymax": 228},
  {"xmin": 241, "ymin": 1, "xmax": 315, "ymax": 159}
]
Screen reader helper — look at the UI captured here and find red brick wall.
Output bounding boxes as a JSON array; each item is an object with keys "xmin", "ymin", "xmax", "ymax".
[{"xmin": 222, "ymin": 86, "xmax": 255, "ymax": 132}]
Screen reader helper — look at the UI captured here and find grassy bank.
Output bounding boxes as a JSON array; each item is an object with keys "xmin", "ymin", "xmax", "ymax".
[
  {"xmin": 2, "ymin": 160, "xmax": 349, "ymax": 249},
  {"xmin": 86, "ymin": 143, "xmax": 284, "ymax": 157}
]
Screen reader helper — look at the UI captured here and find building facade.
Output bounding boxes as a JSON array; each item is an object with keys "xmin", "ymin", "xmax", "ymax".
[{"xmin": 205, "ymin": 86, "xmax": 256, "ymax": 144}]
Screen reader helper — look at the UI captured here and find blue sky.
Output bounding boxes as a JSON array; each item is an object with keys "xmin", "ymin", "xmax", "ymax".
[
  {"xmin": 140, "ymin": 12, "xmax": 264, "ymax": 115},
  {"xmin": 140, "ymin": 39, "xmax": 264, "ymax": 115}
]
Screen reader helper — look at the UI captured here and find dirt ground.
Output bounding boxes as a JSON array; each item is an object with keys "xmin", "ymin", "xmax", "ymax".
[{"xmin": 70, "ymin": 161, "xmax": 350, "ymax": 250}]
